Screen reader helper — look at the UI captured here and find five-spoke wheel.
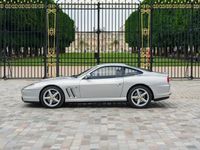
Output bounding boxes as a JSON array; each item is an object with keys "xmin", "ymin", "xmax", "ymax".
[
  {"xmin": 127, "ymin": 85, "xmax": 152, "ymax": 108},
  {"xmin": 40, "ymin": 86, "xmax": 65, "ymax": 108}
]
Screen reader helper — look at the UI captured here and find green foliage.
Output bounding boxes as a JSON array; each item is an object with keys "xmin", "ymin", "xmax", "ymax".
[
  {"xmin": 153, "ymin": 8, "xmax": 192, "ymax": 47},
  {"xmin": 125, "ymin": 11, "xmax": 140, "ymax": 48},
  {"xmin": 0, "ymin": 0, "xmax": 75, "ymax": 56},
  {"xmin": 58, "ymin": 9, "xmax": 75, "ymax": 52},
  {"xmin": 125, "ymin": 0, "xmax": 200, "ymax": 49}
]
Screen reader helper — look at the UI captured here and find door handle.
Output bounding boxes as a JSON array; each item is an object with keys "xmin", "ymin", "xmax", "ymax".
[{"xmin": 117, "ymin": 83, "xmax": 122, "ymax": 86}]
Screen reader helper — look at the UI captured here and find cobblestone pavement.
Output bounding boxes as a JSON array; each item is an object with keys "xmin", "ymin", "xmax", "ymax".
[{"xmin": 0, "ymin": 80, "xmax": 200, "ymax": 150}]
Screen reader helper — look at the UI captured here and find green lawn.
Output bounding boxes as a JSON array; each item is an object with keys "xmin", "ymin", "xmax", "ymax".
[{"xmin": 0, "ymin": 52, "xmax": 199, "ymax": 67}]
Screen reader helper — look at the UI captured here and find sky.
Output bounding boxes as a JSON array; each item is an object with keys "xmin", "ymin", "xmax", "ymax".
[{"xmin": 57, "ymin": 0, "xmax": 139, "ymax": 31}]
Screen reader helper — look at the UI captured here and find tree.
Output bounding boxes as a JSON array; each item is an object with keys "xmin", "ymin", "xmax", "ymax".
[
  {"xmin": 125, "ymin": 0, "xmax": 199, "ymax": 58},
  {"xmin": 0, "ymin": 0, "xmax": 75, "ymax": 57},
  {"xmin": 125, "ymin": 11, "xmax": 140, "ymax": 49}
]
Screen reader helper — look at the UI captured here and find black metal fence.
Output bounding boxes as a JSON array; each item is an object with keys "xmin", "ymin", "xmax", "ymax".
[
  {"xmin": 0, "ymin": 0, "xmax": 200, "ymax": 79},
  {"xmin": 0, "ymin": 1, "xmax": 46, "ymax": 78},
  {"xmin": 57, "ymin": 2, "xmax": 140, "ymax": 77},
  {"xmin": 150, "ymin": 3, "xmax": 200, "ymax": 79}
]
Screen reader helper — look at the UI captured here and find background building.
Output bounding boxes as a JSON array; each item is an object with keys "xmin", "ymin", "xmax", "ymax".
[{"xmin": 66, "ymin": 25, "xmax": 129, "ymax": 53}]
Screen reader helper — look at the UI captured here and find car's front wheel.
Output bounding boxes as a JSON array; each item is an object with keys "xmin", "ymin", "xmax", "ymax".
[
  {"xmin": 127, "ymin": 85, "xmax": 152, "ymax": 108},
  {"xmin": 40, "ymin": 86, "xmax": 65, "ymax": 108}
]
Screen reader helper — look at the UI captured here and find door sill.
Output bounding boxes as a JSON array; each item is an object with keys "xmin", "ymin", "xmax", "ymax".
[{"xmin": 66, "ymin": 97, "xmax": 127, "ymax": 102}]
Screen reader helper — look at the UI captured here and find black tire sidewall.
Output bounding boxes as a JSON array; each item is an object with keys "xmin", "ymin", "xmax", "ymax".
[
  {"xmin": 40, "ymin": 86, "xmax": 65, "ymax": 108},
  {"xmin": 127, "ymin": 85, "xmax": 152, "ymax": 108}
]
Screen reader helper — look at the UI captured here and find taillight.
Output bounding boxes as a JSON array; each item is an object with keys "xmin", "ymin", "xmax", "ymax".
[{"xmin": 167, "ymin": 76, "xmax": 170, "ymax": 83}]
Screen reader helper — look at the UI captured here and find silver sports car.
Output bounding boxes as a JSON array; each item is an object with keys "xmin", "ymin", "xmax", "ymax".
[{"xmin": 21, "ymin": 63, "xmax": 171, "ymax": 108}]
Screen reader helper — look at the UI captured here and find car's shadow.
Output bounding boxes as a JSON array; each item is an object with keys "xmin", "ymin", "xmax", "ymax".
[{"xmin": 24, "ymin": 101, "xmax": 174, "ymax": 109}]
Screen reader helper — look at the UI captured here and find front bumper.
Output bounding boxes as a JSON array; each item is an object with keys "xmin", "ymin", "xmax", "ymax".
[{"xmin": 21, "ymin": 88, "xmax": 40, "ymax": 103}]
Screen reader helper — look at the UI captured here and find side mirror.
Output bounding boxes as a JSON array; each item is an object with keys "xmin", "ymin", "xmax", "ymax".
[{"xmin": 84, "ymin": 73, "xmax": 91, "ymax": 79}]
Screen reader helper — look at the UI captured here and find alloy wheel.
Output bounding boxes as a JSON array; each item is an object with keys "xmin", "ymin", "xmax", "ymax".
[
  {"xmin": 131, "ymin": 88, "xmax": 150, "ymax": 107},
  {"xmin": 43, "ymin": 88, "xmax": 61, "ymax": 107}
]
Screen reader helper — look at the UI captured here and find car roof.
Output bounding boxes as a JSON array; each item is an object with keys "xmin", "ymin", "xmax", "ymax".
[
  {"xmin": 95, "ymin": 63, "xmax": 148, "ymax": 73},
  {"xmin": 96, "ymin": 63, "xmax": 129, "ymax": 67}
]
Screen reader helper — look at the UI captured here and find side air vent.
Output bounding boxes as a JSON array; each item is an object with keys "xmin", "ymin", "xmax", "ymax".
[
  {"xmin": 66, "ymin": 88, "xmax": 70, "ymax": 97},
  {"xmin": 70, "ymin": 88, "xmax": 75, "ymax": 97},
  {"xmin": 66, "ymin": 88, "xmax": 76, "ymax": 98}
]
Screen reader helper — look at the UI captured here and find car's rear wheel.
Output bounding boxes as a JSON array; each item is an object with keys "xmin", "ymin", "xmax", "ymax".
[
  {"xmin": 40, "ymin": 86, "xmax": 65, "ymax": 108},
  {"xmin": 127, "ymin": 85, "xmax": 152, "ymax": 108}
]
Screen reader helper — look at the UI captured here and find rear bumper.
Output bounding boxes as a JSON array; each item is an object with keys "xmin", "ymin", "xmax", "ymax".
[
  {"xmin": 154, "ymin": 96, "xmax": 170, "ymax": 101},
  {"xmin": 153, "ymin": 83, "xmax": 171, "ymax": 99}
]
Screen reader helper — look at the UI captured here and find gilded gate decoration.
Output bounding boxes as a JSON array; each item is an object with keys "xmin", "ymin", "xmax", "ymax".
[
  {"xmin": 47, "ymin": 4, "xmax": 57, "ymax": 78},
  {"xmin": 139, "ymin": 1, "xmax": 200, "ymax": 70},
  {"xmin": 0, "ymin": 0, "xmax": 44, "ymax": 9},
  {"xmin": 140, "ymin": 4, "xmax": 151, "ymax": 69},
  {"xmin": 0, "ymin": 0, "xmax": 57, "ymax": 78}
]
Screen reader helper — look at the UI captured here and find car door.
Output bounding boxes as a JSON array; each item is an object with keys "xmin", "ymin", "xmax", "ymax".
[{"xmin": 79, "ymin": 66, "xmax": 124, "ymax": 98}]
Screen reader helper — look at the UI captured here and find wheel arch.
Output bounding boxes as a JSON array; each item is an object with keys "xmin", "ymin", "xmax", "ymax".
[
  {"xmin": 39, "ymin": 85, "xmax": 65, "ymax": 103},
  {"xmin": 126, "ymin": 84, "xmax": 154, "ymax": 100}
]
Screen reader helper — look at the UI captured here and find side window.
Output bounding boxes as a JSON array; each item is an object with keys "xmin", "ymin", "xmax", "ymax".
[
  {"xmin": 90, "ymin": 66, "xmax": 123, "ymax": 79},
  {"xmin": 124, "ymin": 67, "xmax": 142, "ymax": 76}
]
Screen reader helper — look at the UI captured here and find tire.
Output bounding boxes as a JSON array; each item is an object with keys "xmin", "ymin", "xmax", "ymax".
[
  {"xmin": 40, "ymin": 86, "xmax": 65, "ymax": 108},
  {"xmin": 127, "ymin": 85, "xmax": 152, "ymax": 108}
]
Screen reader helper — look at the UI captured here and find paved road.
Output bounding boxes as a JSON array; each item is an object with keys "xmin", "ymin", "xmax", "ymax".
[{"xmin": 0, "ymin": 80, "xmax": 200, "ymax": 150}]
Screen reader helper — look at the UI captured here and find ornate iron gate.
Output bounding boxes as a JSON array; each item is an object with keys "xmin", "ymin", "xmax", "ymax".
[
  {"xmin": 139, "ymin": 1, "xmax": 200, "ymax": 79},
  {"xmin": 56, "ymin": 2, "xmax": 140, "ymax": 77},
  {"xmin": 0, "ymin": 0, "xmax": 46, "ymax": 79},
  {"xmin": 0, "ymin": 0, "xmax": 200, "ymax": 79}
]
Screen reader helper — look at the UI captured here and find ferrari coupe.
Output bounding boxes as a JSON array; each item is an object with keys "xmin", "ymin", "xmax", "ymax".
[{"xmin": 21, "ymin": 63, "xmax": 171, "ymax": 108}]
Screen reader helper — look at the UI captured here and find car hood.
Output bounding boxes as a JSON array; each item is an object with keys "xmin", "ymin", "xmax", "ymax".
[
  {"xmin": 23, "ymin": 76, "xmax": 79, "ymax": 90},
  {"xmin": 37, "ymin": 76, "xmax": 80, "ymax": 84}
]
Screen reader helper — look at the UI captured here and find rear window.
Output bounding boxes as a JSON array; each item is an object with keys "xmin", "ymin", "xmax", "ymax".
[{"xmin": 124, "ymin": 67, "xmax": 143, "ymax": 76}]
